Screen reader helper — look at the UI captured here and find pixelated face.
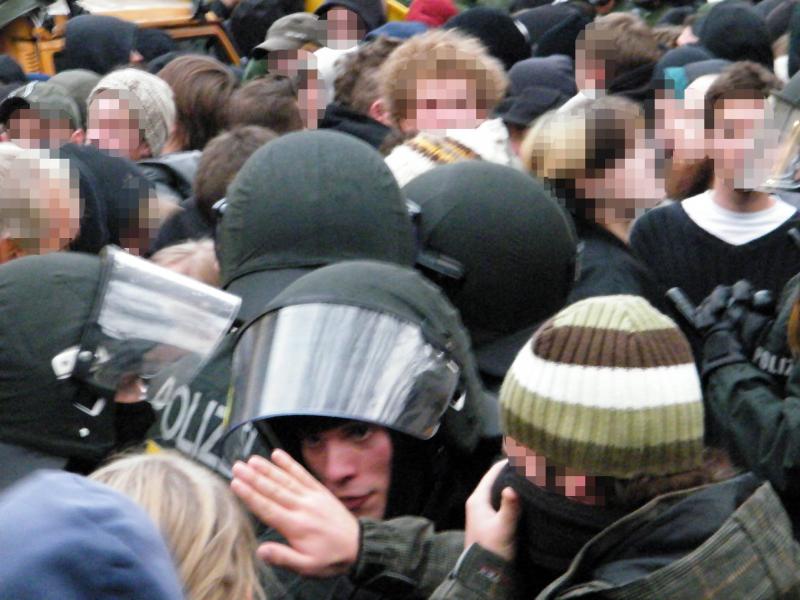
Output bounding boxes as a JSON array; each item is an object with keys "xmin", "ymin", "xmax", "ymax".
[
  {"xmin": 0, "ymin": 155, "xmax": 80, "ymax": 260},
  {"xmin": 267, "ymin": 48, "xmax": 317, "ymax": 79},
  {"xmin": 299, "ymin": 421, "xmax": 393, "ymax": 520},
  {"xmin": 86, "ymin": 93, "xmax": 148, "ymax": 160},
  {"xmin": 504, "ymin": 436, "xmax": 607, "ymax": 506},
  {"xmin": 584, "ymin": 130, "xmax": 664, "ymax": 220},
  {"xmin": 325, "ymin": 7, "xmax": 364, "ymax": 50},
  {"xmin": 5, "ymin": 108, "xmax": 75, "ymax": 150},
  {"xmin": 711, "ymin": 97, "xmax": 778, "ymax": 190},
  {"xmin": 400, "ymin": 78, "xmax": 482, "ymax": 134}
]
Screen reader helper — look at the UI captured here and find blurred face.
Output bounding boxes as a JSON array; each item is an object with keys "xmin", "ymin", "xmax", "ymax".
[
  {"xmin": 401, "ymin": 78, "xmax": 482, "ymax": 134},
  {"xmin": 710, "ymin": 97, "xmax": 779, "ymax": 191},
  {"xmin": 4, "ymin": 108, "xmax": 77, "ymax": 150},
  {"xmin": 582, "ymin": 130, "xmax": 665, "ymax": 221},
  {"xmin": 86, "ymin": 93, "xmax": 149, "ymax": 160},
  {"xmin": 300, "ymin": 421, "xmax": 393, "ymax": 520},
  {"xmin": 326, "ymin": 7, "xmax": 364, "ymax": 50},
  {"xmin": 267, "ymin": 49, "xmax": 321, "ymax": 129},
  {"xmin": 504, "ymin": 436, "xmax": 607, "ymax": 506}
]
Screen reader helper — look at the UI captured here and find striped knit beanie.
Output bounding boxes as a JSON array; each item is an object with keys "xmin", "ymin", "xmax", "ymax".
[{"xmin": 500, "ymin": 295, "xmax": 704, "ymax": 479}]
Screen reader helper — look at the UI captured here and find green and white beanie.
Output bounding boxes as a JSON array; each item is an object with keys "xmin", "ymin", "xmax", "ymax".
[{"xmin": 500, "ymin": 295, "xmax": 704, "ymax": 479}]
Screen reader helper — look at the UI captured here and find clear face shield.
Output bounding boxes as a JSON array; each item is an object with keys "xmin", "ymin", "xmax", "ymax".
[
  {"xmin": 52, "ymin": 246, "xmax": 241, "ymax": 405},
  {"xmin": 221, "ymin": 303, "xmax": 462, "ymax": 462},
  {"xmin": 766, "ymin": 94, "xmax": 800, "ymax": 191}
]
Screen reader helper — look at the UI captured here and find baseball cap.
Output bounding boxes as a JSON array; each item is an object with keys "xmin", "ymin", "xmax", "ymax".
[
  {"xmin": 252, "ymin": 13, "xmax": 326, "ymax": 57},
  {"xmin": 0, "ymin": 81, "xmax": 82, "ymax": 129}
]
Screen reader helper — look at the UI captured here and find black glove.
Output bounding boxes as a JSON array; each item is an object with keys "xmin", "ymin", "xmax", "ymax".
[
  {"xmin": 695, "ymin": 285, "xmax": 749, "ymax": 379},
  {"xmin": 721, "ymin": 280, "xmax": 775, "ymax": 359}
]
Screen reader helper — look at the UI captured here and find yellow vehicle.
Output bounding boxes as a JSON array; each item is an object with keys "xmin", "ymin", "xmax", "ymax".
[
  {"xmin": 0, "ymin": 0, "xmax": 240, "ymax": 75},
  {"xmin": 0, "ymin": 0, "xmax": 407, "ymax": 75}
]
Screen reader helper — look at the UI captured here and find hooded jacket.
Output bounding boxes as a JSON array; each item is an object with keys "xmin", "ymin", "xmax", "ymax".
[
  {"xmin": 139, "ymin": 150, "xmax": 202, "ymax": 205},
  {"xmin": 60, "ymin": 15, "xmax": 139, "ymax": 75}
]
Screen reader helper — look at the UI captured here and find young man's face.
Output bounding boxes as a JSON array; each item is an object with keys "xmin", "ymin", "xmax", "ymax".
[
  {"xmin": 86, "ymin": 94, "xmax": 149, "ymax": 160},
  {"xmin": 400, "ymin": 78, "xmax": 482, "ymax": 134},
  {"xmin": 710, "ymin": 97, "xmax": 777, "ymax": 190},
  {"xmin": 267, "ymin": 50, "xmax": 321, "ymax": 128},
  {"xmin": 299, "ymin": 421, "xmax": 393, "ymax": 520},
  {"xmin": 4, "ymin": 108, "xmax": 79, "ymax": 150}
]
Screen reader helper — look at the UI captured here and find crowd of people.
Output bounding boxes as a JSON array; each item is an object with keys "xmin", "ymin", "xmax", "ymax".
[{"xmin": 4, "ymin": 0, "xmax": 800, "ymax": 596}]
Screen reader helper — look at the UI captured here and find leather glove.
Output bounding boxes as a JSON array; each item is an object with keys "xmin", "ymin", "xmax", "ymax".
[
  {"xmin": 696, "ymin": 285, "xmax": 749, "ymax": 379},
  {"xmin": 721, "ymin": 280, "xmax": 775, "ymax": 359}
]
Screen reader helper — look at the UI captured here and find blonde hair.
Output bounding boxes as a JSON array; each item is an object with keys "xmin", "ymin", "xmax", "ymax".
[
  {"xmin": 379, "ymin": 29, "xmax": 509, "ymax": 127},
  {"xmin": 150, "ymin": 238, "xmax": 220, "ymax": 287},
  {"xmin": 90, "ymin": 451, "xmax": 264, "ymax": 600},
  {"xmin": 521, "ymin": 97, "xmax": 643, "ymax": 215}
]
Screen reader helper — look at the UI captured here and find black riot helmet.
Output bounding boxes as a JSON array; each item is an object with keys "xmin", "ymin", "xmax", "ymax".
[{"xmin": 0, "ymin": 249, "xmax": 240, "ymax": 490}]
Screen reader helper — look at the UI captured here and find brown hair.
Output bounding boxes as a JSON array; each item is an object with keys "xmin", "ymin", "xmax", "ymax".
[
  {"xmin": 226, "ymin": 74, "xmax": 305, "ymax": 134},
  {"xmin": 577, "ymin": 13, "xmax": 661, "ymax": 85},
  {"xmin": 194, "ymin": 125, "xmax": 277, "ymax": 223},
  {"xmin": 335, "ymin": 37, "xmax": 402, "ymax": 115},
  {"xmin": 651, "ymin": 25, "xmax": 683, "ymax": 50},
  {"xmin": 379, "ymin": 29, "xmax": 508, "ymax": 127},
  {"xmin": 157, "ymin": 55, "xmax": 238, "ymax": 151},
  {"xmin": 703, "ymin": 61, "xmax": 782, "ymax": 130},
  {"xmin": 603, "ymin": 448, "xmax": 738, "ymax": 510}
]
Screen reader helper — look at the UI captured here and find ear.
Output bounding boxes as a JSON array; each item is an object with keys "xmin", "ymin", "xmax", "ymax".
[
  {"xmin": 368, "ymin": 98, "xmax": 392, "ymax": 126},
  {"xmin": 70, "ymin": 129, "xmax": 85, "ymax": 145}
]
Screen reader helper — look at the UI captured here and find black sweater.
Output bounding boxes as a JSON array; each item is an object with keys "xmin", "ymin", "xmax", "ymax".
[{"xmin": 630, "ymin": 202, "xmax": 800, "ymax": 343}]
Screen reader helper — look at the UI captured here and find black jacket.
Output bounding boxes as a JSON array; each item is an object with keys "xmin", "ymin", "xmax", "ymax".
[
  {"xmin": 568, "ymin": 218, "xmax": 666, "ymax": 312},
  {"xmin": 319, "ymin": 103, "xmax": 392, "ymax": 150}
]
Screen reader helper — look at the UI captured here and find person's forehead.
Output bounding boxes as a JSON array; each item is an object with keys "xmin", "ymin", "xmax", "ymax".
[
  {"xmin": 716, "ymin": 97, "xmax": 767, "ymax": 119},
  {"xmin": 327, "ymin": 7, "xmax": 359, "ymax": 20},
  {"xmin": 416, "ymin": 78, "xmax": 472, "ymax": 93}
]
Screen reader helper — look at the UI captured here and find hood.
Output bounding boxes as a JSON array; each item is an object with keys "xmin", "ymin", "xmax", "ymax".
[
  {"xmin": 0, "ymin": 471, "xmax": 183, "ymax": 600},
  {"xmin": 318, "ymin": 102, "xmax": 392, "ymax": 149},
  {"xmin": 139, "ymin": 150, "xmax": 202, "ymax": 201},
  {"xmin": 315, "ymin": 0, "xmax": 386, "ymax": 33},
  {"xmin": 218, "ymin": 130, "xmax": 416, "ymax": 316},
  {"xmin": 0, "ymin": 253, "xmax": 116, "ymax": 463},
  {"xmin": 60, "ymin": 15, "xmax": 138, "ymax": 75},
  {"xmin": 541, "ymin": 474, "xmax": 800, "ymax": 598},
  {"xmin": 58, "ymin": 143, "xmax": 154, "ymax": 247}
]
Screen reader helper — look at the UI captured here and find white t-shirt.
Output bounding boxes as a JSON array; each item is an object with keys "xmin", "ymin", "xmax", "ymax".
[{"xmin": 682, "ymin": 190, "xmax": 796, "ymax": 246}]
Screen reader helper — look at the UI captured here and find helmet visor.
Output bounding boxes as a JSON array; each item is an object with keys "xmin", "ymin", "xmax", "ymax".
[
  {"xmin": 226, "ymin": 303, "xmax": 461, "ymax": 440},
  {"xmin": 77, "ymin": 246, "xmax": 241, "ymax": 394}
]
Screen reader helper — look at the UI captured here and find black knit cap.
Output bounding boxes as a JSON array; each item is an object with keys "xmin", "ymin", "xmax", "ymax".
[{"xmin": 444, "ymin": 7, "xmax": 531, "ymax": 71}]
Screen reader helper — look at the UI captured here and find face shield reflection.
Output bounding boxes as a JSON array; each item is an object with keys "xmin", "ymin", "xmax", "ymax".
[
  {"xmin": 74, "ymin": 246, "xmax": 241, "ymax": 396},
  {"xmin": 225, "ymin": 303, "xmax": 461, "ymax": 442}
]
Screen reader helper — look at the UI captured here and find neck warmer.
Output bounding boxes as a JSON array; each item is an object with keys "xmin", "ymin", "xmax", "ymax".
[{"xmin": 491, "ymin": 463, "xmax": 628, "ymax": 595}]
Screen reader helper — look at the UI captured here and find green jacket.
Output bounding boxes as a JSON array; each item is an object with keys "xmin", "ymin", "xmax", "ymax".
[
  {"xmin": 259, "ymin": 517, "xmax": 465, "ymax": 599},
  {"xmin": 431, "ymin": 475, "xmax": 800, "ymax": 600}
]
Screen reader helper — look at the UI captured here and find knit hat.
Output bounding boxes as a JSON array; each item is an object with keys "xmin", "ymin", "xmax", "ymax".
[
  {"xmin": 500, "ymin": 295, "xmax": 705, "ymax": 479},
  {"xmin": 88, "ymin": 68, "xmax": 176, "ymax": 157},
  {"xmin": 406, "ymin": 0, "xmax": 458, "ymax": 28}
]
